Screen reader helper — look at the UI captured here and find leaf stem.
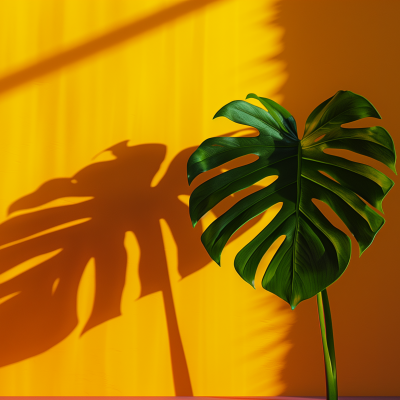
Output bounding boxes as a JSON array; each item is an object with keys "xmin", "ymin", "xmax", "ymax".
[
  {"xmin": 291, "ymin": 142, "xmax": 303, "ymax": 308},
  {"xmin": 317, "ymin": 289, "xmax": 338, "ymax": 400}
]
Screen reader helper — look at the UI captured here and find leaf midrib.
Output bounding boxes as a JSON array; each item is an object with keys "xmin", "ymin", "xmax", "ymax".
[{"xmin": 292, "ymin": 143, "xmax": 302, "ymax": 302}]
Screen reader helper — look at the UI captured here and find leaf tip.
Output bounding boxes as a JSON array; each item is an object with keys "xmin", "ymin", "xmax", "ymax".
[
  {"xmin": 213, "ymin": 106, "xmax": 227, "ymax": 120},
  {"xmin": 359, "ymin": 243, "xmax": 368, "ymax": 257},
  {"xmin": 246, "ymin": 93, "xmax": 257, "ymax": 100},
  {"xmin": 209, "ymin": 247, "xmax": 222, "ymax": 267},
  {"xmin": 212, "ymin": 111, "xmax": 221, "ymax": 120}
]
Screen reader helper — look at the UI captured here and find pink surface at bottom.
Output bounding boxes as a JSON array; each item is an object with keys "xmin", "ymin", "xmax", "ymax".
[{"xmin": 0, "ymin": 397, "xmax": 399, "ymax": 400}]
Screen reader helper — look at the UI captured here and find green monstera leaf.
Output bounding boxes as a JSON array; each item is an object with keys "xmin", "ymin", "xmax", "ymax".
[{"xmin": 187, "ymin": 91, "xmax": 396, "ymax": 309}]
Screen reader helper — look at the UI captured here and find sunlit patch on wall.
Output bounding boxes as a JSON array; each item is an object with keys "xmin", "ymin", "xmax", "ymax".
[
  {"xmin": 150, "ymin": 148, "xmax": 169, "ymax": 188},
  {"xmin": 245, "ymin": 94, "xmax": 285, "ymax": 113},
  {"xmin": 239, "ymin": 0, "xmax": 286, "ymax": 102},
  {"xmin": 121, "ymin": 231, "xmax": 141, "ymax": 310},
  {"xmin": 178, "ymin": 194, "xmax": 189, "ymax": 207},
  {"xmin": 0, "ymin": 249, "xmax": 62, "ymax": 285},
  {"xmin": 51, "ymin": 278, "xmax": 60, "ymax": 295},
  {"xmin": 0, "ymin": 291, "xmax": 20, "ymax": 306},
  {"xmin": 90, "ymin": 149, "xmax": 118, "ymax": 163},
  {"xmin": 246, "ymin": 96, "xmax": 265, "ymax": 109},
  {"xmin": 76, "ymin": 257, "xmax": 96, "ymax": 334},
  {"xmin": 0, "ymin": 218, "xmax": 91, "ymax": 250},
  {"xmin": 228, "ymin": 128, "xmax": 259, "ymax": 137},
  {"xmin": 160, "ymin": 218, "xmax": 178, "ymax": 281},
  {"xmin": 8, "ymin": 197, "xmax": 93, "ymax": 218},
  {"xmin": 198, "ymin": 209, "xmax": 217, "ymax": 232}
]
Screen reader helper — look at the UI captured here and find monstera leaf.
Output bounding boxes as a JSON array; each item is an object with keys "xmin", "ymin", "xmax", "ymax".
[{"xmin": 188, "ymin": 90, "xmax": 396, "ymax": 309}]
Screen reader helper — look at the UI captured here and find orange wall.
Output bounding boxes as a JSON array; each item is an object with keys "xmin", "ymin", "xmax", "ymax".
[
  {"xmin": 276, "ymin": 0, "xmax": 400, "ymax": 396},
  {"xmin": 0, "ymin": 0, "xmax": 398, "ymax": 396}
]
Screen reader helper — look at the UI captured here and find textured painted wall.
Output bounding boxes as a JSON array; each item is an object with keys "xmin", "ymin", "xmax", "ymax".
[{"xmin": 0, "ymin": 0, "xmax": 398, "ymax": 396}]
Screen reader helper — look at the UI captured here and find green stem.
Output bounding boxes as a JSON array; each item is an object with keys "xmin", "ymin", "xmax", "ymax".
[{"xmin": 317, "ymin": 289, "xmax": 338, "ymax": 400}]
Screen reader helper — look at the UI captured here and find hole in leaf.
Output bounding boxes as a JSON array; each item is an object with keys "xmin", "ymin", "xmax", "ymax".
[
  {"xmin": 209, "ymin": 175, "xmax": 279, "ymax": 223},
  {"xmin": 323, "ymin": 148, "xmax": 393, "ymax": 176},
  {"xmin": 318, "ymin": 170, "xmax": 340, "ymax": 184},
  {"xmin": 314, "ymin": 134, "xmax": 326, "ymax": 143},
  {"xmin": 311, "ymin": 198, "xmax": 353, "ymax": 240},
  {"xmin": 316, "ymin": 170, "xmax": 381, "ymax": 213},
  {"xmin": 341, "ymin": 118, "xmax": 379, "ymax": 129},
  {"xmin": 221, "ymin": 128, "xmax": 259, "ymax": 138},
  {"xmin": 254, "ymin": 234, "xmax": 286, "ymax": 289},
  {"xmin": 217, "ymin": 153, "xmax": 259, "ymax": 172},
  {"xmin": 190, "ymin": 154, "xmax": 259, "ymax": 189},
  {"xmin": 255, "ymin": 175, "xmax": 279, "ymax": 188},
  {"xmin": 220, "ymin": 202, "xmax": 284, "ymax": 269}
]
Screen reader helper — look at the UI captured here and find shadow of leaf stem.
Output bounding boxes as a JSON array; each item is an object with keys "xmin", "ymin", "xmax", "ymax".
[{"xmin": 0, "ymin": 136, "xmax": 263, "ymax": 395}]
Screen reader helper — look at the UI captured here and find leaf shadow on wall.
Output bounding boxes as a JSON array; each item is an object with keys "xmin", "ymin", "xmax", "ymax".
[
  {"xmin": 269, "ymin": 0, "xmax": 400, "ymax": 395},
  {"xmin": 0, "ymin": 138, "xmax": 264, "ymax": 396}
]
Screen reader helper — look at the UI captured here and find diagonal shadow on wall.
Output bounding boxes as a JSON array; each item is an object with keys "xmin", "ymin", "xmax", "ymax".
[
  {"xmin": 0, "ymin": 0, "xmax": 225, "ymax": 96},
  {"xmin": 0, "ymin": 137, "xmax": 264, "ymax": 396}
]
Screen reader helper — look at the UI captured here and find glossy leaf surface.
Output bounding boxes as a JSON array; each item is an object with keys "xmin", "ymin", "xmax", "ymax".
[{"xmin": 188, "ymin": 91, "xmax": 396, "ymax": 308}]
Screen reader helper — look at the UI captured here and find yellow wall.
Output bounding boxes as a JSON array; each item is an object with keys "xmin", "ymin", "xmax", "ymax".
[{"xmin": 0, "ymin": 0, "xmax": 398, "ymax": 396}]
